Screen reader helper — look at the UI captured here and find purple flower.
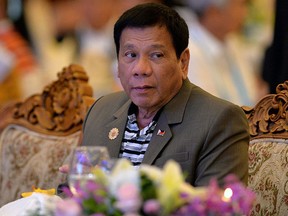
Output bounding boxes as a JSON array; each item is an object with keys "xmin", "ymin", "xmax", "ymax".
[
  {"xmin": 185, "ymin": 198, "xmax": 206, "ymax": 216},
  {"xmin": 62, "ymin": 186, "xmax": 73, "ymax": 198},
  {"xmin": 86, "ymin": 179, "xmax": 102, "ymax": 191},
  {"xmin": 223, "ymin": 174, "xmax": 256, "ymax": 215},
  {"xmin": 143, "ymin": 199, "xmax": 161, "ymax": 215},
  {"xmin": 55, "ymin": 199, "xmax": 82, "ymax": 216}
]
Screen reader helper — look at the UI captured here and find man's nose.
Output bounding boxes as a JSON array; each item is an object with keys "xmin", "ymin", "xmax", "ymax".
[{"xmin": 133, "ymin": 57, "xmax": 152, "ymax": 76}]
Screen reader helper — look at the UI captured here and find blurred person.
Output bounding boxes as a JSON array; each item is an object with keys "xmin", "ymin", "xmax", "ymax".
[
  {"xmin": 262, "ymin": 0, "xmax": 288, "ymax": 94},
  {"xmin": 179, "ymin": 0, "xmax": 267, "ymax": 106},
  {"xmin": 6, "ymin": 0, "xmax": 34, "ymax": 48},
  {"xmin": 0, "ymin": 43, "xmax": 21, "ymax": 107},
  {"xmin": 76, "ymin": 0, "xmax": 122, "ymax": 98},
  {"xmin": 25, "ymin": 0, "xmax": 121, "ymax": 98},
  {"xmin": 0, "ymin": 0, "xmax": 40, "ymax": 106},
  {"xmin": 24, "ymin": 0, "xmax": 82, "ymax": 85}
]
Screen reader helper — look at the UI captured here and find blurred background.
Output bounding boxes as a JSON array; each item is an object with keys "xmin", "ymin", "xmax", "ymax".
[{"xmin": 0, "ymin": 0, "xmax": 275, "ymax": 107}]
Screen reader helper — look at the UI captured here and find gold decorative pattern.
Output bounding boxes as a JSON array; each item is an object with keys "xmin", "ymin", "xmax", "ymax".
[
  {"xmin": 9, "ymin": 64, "xmax": 95, "ymax": 136},
  {"xmin": 242, "ymin": 81, "xmax": 288, "ymax": 140}
]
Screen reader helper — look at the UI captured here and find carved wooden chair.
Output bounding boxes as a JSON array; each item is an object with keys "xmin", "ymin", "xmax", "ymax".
[
  {"xmin": 242, "ymin": 81, "xmax": 288, "ymax": 215},
  {"xmin": 0, "ymin": 64, "xmax": 95, "ymax": 206}
]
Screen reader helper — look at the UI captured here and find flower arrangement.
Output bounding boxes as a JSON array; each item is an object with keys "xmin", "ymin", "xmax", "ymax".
[{"xmin": 54, "ymin": 159, "xmax": 255, "ymax": 216}]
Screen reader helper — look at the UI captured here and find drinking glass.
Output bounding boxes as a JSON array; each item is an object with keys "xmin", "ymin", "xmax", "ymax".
[{"xmin": 68, "ymin": 146, "xmax": 110, "ymax": 195}]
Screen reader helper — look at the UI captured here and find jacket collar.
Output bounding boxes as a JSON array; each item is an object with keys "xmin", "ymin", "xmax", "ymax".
[{"xmin": 106, "ymin": 79, "xmax": 193, "ymax": 163}]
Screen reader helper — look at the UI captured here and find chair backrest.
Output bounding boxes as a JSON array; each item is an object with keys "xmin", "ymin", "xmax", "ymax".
[
  {"xmin": 0, "ymin": 64, "xmax": 95, "ymax": 206},
  {"xmin": 242, "ymin": 81, "xmax": 288, "ymax": 216}
]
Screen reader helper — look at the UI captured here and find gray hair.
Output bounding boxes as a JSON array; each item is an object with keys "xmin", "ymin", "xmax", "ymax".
[{"xmin": 186, "ymin": 0, "xmax": 229, "ymax": 15}]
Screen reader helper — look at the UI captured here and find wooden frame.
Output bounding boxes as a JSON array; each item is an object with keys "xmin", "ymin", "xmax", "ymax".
[
  {"xmin": 242, "ymin": 81, "xmax": 288, "ymax": 140},
  {"xmin": 0, "ymin": 64, "xmax": 95, "ymax": 136}
]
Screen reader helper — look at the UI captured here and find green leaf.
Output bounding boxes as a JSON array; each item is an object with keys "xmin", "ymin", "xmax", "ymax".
[{"xmin": 140, "ymin": 173, "xmax": 157, "ymax": 201}]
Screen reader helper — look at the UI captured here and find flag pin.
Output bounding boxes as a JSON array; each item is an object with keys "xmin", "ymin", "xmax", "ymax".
[
  {"xmin": 157, "ymin": 129, "xmax": 165, "ymax": 136},
  {"xmin": 108, "ymin": 128, "xmax": 119, "ymax": 140}
]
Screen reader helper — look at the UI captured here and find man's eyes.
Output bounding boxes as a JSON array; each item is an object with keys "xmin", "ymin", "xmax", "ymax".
[
  {"xmin": 125, "ymin": 52, "xmax": 136, "ymax": 58},
  {"xmin": 151, "ymin": 53, "xmax": 164, "ymax": 59},
  {"xmin": 124, "ymin": 51, "xmax": 164, "ymax": 59}
]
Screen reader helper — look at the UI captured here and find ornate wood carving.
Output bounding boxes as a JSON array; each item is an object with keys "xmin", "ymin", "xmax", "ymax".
[
  {"xmin": 8, "ymin": 64, "xmax": 95, "ymax": 136},
  {"xmin": 242, "ymin": 81, "xmax": 288, "ymax": 140}
]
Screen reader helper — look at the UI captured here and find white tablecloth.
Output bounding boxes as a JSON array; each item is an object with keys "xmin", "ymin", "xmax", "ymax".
[{"xmin": 0, "ymin": 193, "xmax": 61, "ymax": 216}]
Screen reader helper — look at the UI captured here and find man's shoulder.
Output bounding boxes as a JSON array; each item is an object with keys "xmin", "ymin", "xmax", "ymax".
[
  {"xmin": 97, "ymin": 91, "xmax": 129, "ymax": 103},
  {"xmin": 90, "ymin": 91, "xmax": 129, "ymax": 112},
  {"xmin": 188, "ymin": 83, "xmax": 243, "ymax": 112}
]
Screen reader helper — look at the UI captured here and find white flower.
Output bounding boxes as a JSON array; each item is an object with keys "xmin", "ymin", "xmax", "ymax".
[
  {"xmin": 108, "ymin": 159, "xmax": 140, "ymax": 197},
  {"xmin": 115, "ymin": 183, "xmax": 142, "ymax": 213}
]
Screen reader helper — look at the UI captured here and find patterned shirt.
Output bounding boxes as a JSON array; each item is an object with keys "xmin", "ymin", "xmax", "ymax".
[{"xmin": 119, "ymin": 104, "xmax": 160, "ymax": 167}]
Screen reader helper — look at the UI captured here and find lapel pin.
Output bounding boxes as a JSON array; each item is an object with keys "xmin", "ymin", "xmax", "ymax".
[
  {"xmin": 109, "ymin": 128, "xmax": 119, "ymax": 140},
  {"xmin": 157, "ymin": 129, "xmax": 165, "ymax": 136}
]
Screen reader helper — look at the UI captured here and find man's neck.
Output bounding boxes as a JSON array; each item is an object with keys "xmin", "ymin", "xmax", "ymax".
[{"xmin": 137, "ymin": 109, "xmax": 158, "ymax": 129}]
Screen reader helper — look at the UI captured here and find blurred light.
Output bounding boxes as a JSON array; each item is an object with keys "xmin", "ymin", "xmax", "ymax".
[{"xmin": 222, "ymin": 187, "xmax": 233, "ymax": 202}]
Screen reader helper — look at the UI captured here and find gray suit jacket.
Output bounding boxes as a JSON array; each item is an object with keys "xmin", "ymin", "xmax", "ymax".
[{"xmin": 82, "ymin": 79, "xmax": 249, "ymax": 186}]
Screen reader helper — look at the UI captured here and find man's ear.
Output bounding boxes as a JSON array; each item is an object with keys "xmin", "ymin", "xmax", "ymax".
[{"xmin": 180, "ymin": 48, "xmax": 190, "ymax": 79}]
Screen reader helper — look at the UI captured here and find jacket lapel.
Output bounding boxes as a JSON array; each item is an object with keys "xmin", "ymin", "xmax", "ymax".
[
  {"xmin": 102, "ymin": 79, "xmax": 193, "ymax": 163},
  {"xmin": 142, "ymin": 114, "xmax": 172, "ymax": 164},
  {"xmin": 142, "ymin": 79, "xmax": 193, "ymax": 165},
  {"xmin": 104, "ymin": 100, "xmax": 131, "ymax": 158}
]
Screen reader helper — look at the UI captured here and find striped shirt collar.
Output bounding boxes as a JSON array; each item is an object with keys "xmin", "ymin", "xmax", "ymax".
[{"xmin": 128, "ymin": 103, "xmax": 162, "ymax": 123}]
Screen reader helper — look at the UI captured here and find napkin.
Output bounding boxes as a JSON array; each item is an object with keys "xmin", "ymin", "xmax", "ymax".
[{"xmin": 0, "ymin": 193, "xmax": 61, "ymax": 216}]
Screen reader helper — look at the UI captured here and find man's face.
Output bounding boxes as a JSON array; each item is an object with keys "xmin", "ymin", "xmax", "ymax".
[{"xmin": 117, "ymin": 25, "xmax": 189, "ymax": 111}]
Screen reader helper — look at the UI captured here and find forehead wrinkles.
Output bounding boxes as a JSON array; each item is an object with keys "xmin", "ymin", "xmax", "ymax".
[
  {"xmin": 120, "ymin": 27, "xmax": 171, "ymax": 51},
  {"xmin": 122, "ymin": 43, "xmax": 166, "ymax": 51}
]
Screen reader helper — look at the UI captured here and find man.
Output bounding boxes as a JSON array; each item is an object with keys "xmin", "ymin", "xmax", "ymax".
[{"xmin": 82, "ymin": 3, "xmax": 249, "ymax": 186}]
